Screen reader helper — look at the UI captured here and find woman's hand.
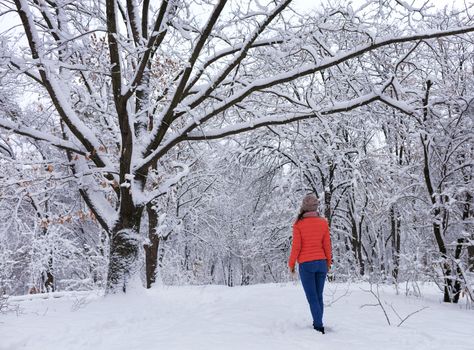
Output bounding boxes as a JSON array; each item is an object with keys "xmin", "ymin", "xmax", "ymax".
[{"xmin": 289, "ymin": 266, "xmax": 295, "ymax": 274}]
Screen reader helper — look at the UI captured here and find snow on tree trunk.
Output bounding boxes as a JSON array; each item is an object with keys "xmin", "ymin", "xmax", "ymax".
[{"xmin": 106, "ymin": 222, "xmax": 142, "ymax": 293}]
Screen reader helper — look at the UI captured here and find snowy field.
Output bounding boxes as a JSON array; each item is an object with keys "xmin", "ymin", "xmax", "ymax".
[{"xmin": 1, "ymin": 282, "xmax": 473, "ymax": 350}]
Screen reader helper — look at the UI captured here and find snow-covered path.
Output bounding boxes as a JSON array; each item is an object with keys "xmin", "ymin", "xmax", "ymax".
[{"xmin": 1, "ymin": 282, "xmax": 473, "ymax": 350}]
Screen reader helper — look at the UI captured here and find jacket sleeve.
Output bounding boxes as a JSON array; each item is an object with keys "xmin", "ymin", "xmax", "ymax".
[
  {"xmin": 288, "ymin": 223, "xmax": 301, "ymax": 269},
  {"xmin": 323, "ymin": 220, "xmax": 332, "ymax": 268}
]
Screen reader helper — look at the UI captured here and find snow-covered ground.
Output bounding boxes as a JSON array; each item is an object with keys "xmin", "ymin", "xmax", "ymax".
[{"xmin": 1, "ymin": 282, "xmax": 473, "ymax": 350}]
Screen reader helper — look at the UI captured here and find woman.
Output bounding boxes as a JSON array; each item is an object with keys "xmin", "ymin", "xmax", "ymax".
[{"xmin": 288, "ymin": 193, "xmax": 332, "ymax": 334}]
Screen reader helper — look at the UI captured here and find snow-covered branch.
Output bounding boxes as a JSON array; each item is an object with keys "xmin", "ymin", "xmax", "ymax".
[
  {"xmin": 0, "ymin": 119, "xmax": 87, "ymax": 156},
  {"xmin": 185, "ymin": 92, "xmax": 380, "ymax": 141},
  {"xmin": 73, "ymin": 156, "xmax": 118, "ymax": 233},
  {"xmin": 136, "ymin": 162, "xmax": 190, "ymax": 206},
  {"xmin": 13, "ymin": 0, "xmax": 114, "ymax": 171},
  {"xmin": 138, "ymin": 24, "xmax": 474, "ymax": 172}
]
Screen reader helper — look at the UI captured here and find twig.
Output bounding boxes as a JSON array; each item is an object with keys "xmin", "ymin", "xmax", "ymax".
[
  {"xmin": 397, "ymin": 307, "xmax": 429, "ymax": 327},
  {"xmin": 360, "ymin": 284, "xmax": 391, "ymax": 326},
  {"xmin": 325, "ymin": 282, "xmax": 351, "ymax": 307},
  {"xmin": 390, "ymin": 303, "xmax": 403, "ymax": 321},
  {"xmin": 71, "ymin": 295, "xmax": 90, "ymax": 312},
  {"xmin": 0, "ymin": 291, "xmax": 20, "ymax": 315}
]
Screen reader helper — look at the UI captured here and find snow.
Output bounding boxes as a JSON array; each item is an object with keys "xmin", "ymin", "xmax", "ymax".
[
  {"xmin": 137, "ymin": 162, "xmax": 190, "ymax": 205},
  {"xmin": 71, "ymin": 155, "xmax": 118, "ymax": 231},
  {"xmin": 183, "ymin": 92, "xmax": 378, "ymax": 141},
  {"xmin": 0, "ymin": 118, "xmax": 86, "ymax": 155},
  {"xmin": 1, "ymin": 282, "xmax": 473, "ymax": 350}
]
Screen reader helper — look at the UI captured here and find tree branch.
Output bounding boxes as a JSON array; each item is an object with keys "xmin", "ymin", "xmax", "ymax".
[
  {"xmin": 135, "ymin": 91, "xmax": 380, "ymax": 172},
  {"xmin": 106, "ymin": 0, "xmax": 124, "ymax": 104},
  {"xmin": 13, "ymin": 0, "xmax": 113, "ymax": 171},
  {"xmin": 123, "ymin": 0, "xmax": 171, "ymax": 100},
  {"xmin": 144, "ymin": 0, "xmax": 229, "ymax": 154},
  {"xmin": 126, "ymin": 0, "xmax": 142, "ymax": 45},
  {"xmin": 182, "ymin": 38, "xmax": 286, "ymax": 97},
  {"xmin": 186, "ymin": 93, "xmax": 380, "ymax": 141},
  {"xmin": 0, "ymin": 118, "xmax": 87, "ymax": 156},
  {"xmin": 138, "ymin": 24, "xmax": 474, "ymax": 173}
]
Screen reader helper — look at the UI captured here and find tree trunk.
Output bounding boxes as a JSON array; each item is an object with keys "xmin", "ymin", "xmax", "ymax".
[
  {"xmin": 106, "ymin": 211, "xmax": 143, "ymax": 293},
  {"xmin": 349, "ymin": 191, "xmax": 365, "ymax": 276},
  {"xmin": 227, "ymin": 256, "xmax": 233, "ymax": 287},
  {"xmin": 324, "ymin": 162, "xmax": 335, "ymax": 224},
  {"xmin": 390, "ymin": 205, "xmax": 401, "ymax": 281},
  {"xmin": 420, "ymin": 80, "xmax": 462, "ymax": 303},
  {"xmin": 462, "ymin": 192, "xmax": 474, "ymax": 272},
  {"xmin": 350, "ymin": 211, "xmax": 365, "ymax": 276},
  {"xmin": 42, "ymin": 256, "xmax": 54, "ymax": 292},
  {"xmin": 451, "ymin": 238, "xmax": 465, "ymax": 304},
  {"xmin": 144, "ymin": 203, "xmax": 160, "ymax": 288},
  {"xmin": 468, "ymin": 244, "xmax": 474, "ymax": 273}
]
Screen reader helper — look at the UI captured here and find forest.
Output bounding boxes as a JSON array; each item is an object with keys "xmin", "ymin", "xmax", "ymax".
[{"xmin": 0, "ymin": 0, "xmax": 473, "ymax": 309}]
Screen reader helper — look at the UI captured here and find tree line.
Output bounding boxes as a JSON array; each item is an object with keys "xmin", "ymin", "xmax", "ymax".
[{"xmin": 0, "ymin": 0, "xmax": 472, "ymax": 303}]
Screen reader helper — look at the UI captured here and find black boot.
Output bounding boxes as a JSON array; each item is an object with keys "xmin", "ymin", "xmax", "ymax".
[{"xmin": 314, "ymin": 326, "xmax": 325, "ymax": 334}]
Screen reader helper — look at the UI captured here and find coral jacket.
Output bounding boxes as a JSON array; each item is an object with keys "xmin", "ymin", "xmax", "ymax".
[{"xmin": 288, "ymin": 216, "xmax": 332, "ymax": 269}]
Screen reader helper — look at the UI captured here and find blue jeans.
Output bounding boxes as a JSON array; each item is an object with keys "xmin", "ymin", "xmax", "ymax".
[{"xmin": 299, "ymin": 259, "xmax": 327, "ymax": 328}]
